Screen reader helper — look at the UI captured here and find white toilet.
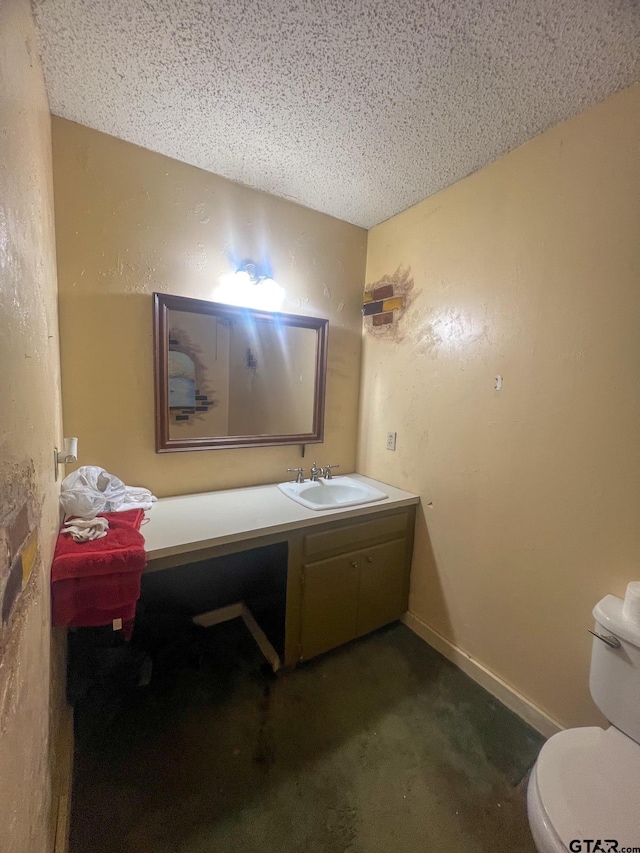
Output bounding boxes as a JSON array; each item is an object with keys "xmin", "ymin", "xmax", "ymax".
[{"xmin": 527, "ymin": 595, "xmax": 640, "ymax": 852}]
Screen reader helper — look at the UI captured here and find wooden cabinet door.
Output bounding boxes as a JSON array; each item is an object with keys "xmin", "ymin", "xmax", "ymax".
[
  {"xmin": 299, "ymin": 551, "xmax": 361, "ymax": 661},
  {"xmin": 356, "ymin": 538, "xmax": 407, "ymax": 637}
]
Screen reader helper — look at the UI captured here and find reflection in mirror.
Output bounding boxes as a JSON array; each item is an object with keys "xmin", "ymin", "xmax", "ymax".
[{"xmin": 154, "ymin": 294, "xmax": 328, "ymax": 451}]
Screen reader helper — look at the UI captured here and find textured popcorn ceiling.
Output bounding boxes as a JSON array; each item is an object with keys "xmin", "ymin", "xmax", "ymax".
[{"xmin": 33, "ymin": 0, "xmax": 639, "ymax": 228}]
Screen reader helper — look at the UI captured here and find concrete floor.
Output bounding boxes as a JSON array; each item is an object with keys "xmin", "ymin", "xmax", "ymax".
[{"xmin": 70, "ymin": 621, "xmax": 543, "ymax": 852}]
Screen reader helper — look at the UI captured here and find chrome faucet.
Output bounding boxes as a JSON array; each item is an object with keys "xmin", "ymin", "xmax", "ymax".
[
  {"xmin": 323, "ymin": 464, "xmax": 339, "ymax": 480},
  {"xmin": 309, "ymin": 463, "xmax": 323, "ymax": 482},
  {"xmin": 287, "ymin": 467, "xmax": 305, "ymax": 484}
]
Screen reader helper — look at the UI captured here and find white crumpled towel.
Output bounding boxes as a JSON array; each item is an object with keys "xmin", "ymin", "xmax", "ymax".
[
  {"xmin": 120, "ymin": 485, "xmax": 157, "ymax": 512},
  {"xmin": 62, "ymin": 516, "xmax": 109, "ymax": 543},
  {"xmin": 60, "ymin": 466, "xmax": 157, "ymax": 519}
]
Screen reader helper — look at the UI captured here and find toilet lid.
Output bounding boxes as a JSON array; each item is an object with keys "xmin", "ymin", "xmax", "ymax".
[{"xmin": 536, "ymin": 726, "xmax": 640, "ymax": 847}]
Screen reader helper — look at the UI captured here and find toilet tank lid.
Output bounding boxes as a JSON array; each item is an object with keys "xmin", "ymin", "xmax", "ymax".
[{"xmin": 593, "ymin": 594, "xmax": 640, "ymax": 648}]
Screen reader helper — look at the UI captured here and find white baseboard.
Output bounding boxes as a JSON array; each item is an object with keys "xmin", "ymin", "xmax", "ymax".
[{"xmin": 401, "ymin": 612, "xmax": 562, "ymax": 740}]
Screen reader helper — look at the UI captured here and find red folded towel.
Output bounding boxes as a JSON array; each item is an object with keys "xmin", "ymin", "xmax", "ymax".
[
  {"xmin": 51, "ymin": 509, "xmax": 147, "ymax": 634},
  {"xmin": 52, "ymin": 509, "xmax": 146, "ymax": 579}
]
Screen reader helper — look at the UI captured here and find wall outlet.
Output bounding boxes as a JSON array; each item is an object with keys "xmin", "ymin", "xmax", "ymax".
[{"xmin": 386, "ymin": 431, "xmax": 397, "ymax": 451}]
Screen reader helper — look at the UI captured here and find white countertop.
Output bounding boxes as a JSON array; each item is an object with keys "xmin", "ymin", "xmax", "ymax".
[{"xmin": 142, "ymin": 473, "xmax": 418, "ymax": 564}]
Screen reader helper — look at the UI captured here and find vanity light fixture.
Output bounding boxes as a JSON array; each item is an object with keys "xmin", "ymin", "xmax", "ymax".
[
  {"xmin": 237, "ymin": 260, "xmax": 268, "ymax": 284},
  {"xmin": 215, "ymin": 258, "xmax": 285, "ymax": 311}
]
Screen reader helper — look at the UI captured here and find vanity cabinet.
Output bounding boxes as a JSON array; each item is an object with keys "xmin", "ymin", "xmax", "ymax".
[
  {"xmin": 142, "ymin": 477, "xmax": 419, "ymax": 670},
  {"xmin": 298, "ymin": 552, "xmax": 360, "ymax": 661},
  {"xmin": 356, "ymin": 538, "xmax": 408, "ymax": 637},
  {"xmin": 297, "ymin": 508, "xmax": 414, "ymax": 662}
]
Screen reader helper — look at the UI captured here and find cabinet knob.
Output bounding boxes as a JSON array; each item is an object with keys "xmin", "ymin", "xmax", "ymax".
[
  {"xmin": 350, "ymin": 560, "xmax": 359, "ymax": 568},
  {"xmin": 365, "ymin": 555, "xmax": 373, "ymax": 563}
]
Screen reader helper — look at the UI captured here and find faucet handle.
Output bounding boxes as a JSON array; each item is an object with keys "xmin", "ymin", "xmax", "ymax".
[
  {"xmin": 323, "ymin": 464, "xmax": 339, "ymax": 480},
  {"xmin": 287, "ymin": 467, "xmax": 305, "ymax": 484},
  {"xmin": 309, "ymin": 463, "xmax": 323, "ymax": 481}
]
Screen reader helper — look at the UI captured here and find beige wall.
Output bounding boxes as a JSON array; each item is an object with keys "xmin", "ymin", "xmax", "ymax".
[
  {"xmin": 0, "ymin": 0, "xmax": 66, "ymax": 850},
  {"xmin": 53, "ymin": 119, "xmax": 367, "ymax": 497},
  {"xmin": 358, "ymin": 85, "xmax": 640, "ymax": 730}
]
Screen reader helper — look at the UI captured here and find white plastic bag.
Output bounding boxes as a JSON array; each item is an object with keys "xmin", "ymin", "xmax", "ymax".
[{"xmin": 60, "ymin": 466, "xmax": 127, "ymax": 519}]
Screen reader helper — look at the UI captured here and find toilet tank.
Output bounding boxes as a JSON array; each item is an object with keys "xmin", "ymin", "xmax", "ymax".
[{"xmin": 590, "ymin": 594, "xmax": 640, "ymax": 744}]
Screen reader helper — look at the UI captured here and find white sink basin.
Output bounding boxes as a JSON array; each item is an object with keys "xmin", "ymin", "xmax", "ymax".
[{"xmin": 278, "ymin": 476, "xmax": 388, "ymax": 511}]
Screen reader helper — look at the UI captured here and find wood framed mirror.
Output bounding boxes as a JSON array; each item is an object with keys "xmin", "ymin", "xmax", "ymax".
[{"xmin": 153, "ymin": 293, "xmax": 328, "ymax": 452}]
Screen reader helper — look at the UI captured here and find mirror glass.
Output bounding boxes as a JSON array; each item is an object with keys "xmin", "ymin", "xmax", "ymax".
[{"xmin": 154, "ymin": 294, "xmax": 328, "ymax": 451}]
